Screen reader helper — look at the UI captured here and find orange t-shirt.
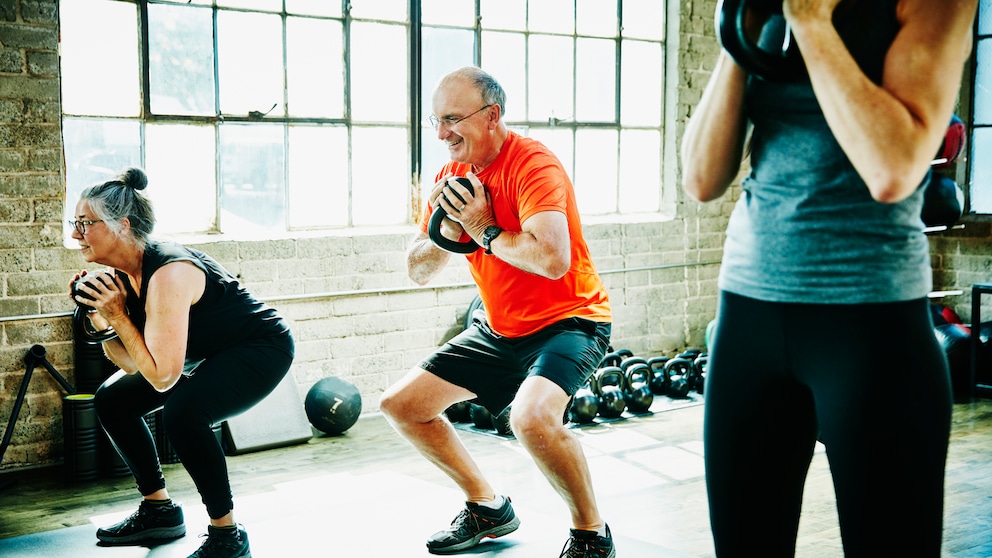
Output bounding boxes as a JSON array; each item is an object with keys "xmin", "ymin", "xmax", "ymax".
[{"xmin": 419, "ymin": 131, "xmax": 611, "ymax": 337}]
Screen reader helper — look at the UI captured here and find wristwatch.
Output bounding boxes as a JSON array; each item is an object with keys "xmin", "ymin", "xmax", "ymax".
[{"xmin": 481, "ymin": 225, "xmax": 503, "ymax": 255}]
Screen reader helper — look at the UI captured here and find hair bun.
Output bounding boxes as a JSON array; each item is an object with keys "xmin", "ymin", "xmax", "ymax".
[{"xmin": 118, "ymin": 167, "xmax": 149, "ymax": 191}]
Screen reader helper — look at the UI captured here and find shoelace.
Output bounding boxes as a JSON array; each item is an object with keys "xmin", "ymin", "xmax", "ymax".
[
  {"xmin": 194, "ymin": 531, "xmax": 242, "ymax": 554},
  {"xmin": 559, "ymin": 535, "xmax": 599, "ymax": 557},
  {"xmin": 117, "ymin": 506, "xmax": 157, "ymax": 529},
  {"xmin": 450, "ymin": 508, "xmax": 482, "ymax": 531}
]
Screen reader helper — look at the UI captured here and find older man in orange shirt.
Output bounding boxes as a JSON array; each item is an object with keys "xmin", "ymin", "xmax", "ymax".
[{"xmin": 380, "ymin": 66, "xmax": 615, "ymax": 558}]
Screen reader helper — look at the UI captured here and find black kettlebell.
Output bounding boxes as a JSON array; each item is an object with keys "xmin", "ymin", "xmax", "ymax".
[
  {"xmin": 427, "ymin": 177, "xmax": 481, "ymax": 254},
  {"xmin": 569, "ymin": 380, "xmax": 600, "ymax": 425},
  {"xmin": 599, "ymin": 350, "xmax": 623, "ymax": 368},
  {"xmin": 647, "ymin": 356, "xmax": 670, "ymax": 395},
  {"xmin": 664, "ymin": 357, "xmax": 693, "ymax": 399},
  {"xmin": 623, "ymin": 363, "xmax": 654, "ymax": 414},
  {"xmin": 594, "ymin": 366, "xmax": 627, "ymax": 419},
  {"xmin": 470, "ymin": 402, "xmax": 494, "ymax": 430},
  {"xmin": 692, "ymin": 354, "xmax": 709, "ymax": 395},
  {"xmin": 619, "ymin": 355, "xmax": 649, "ymax": 372},
  {"xmin": 72, "ymin": 275, "xmax": 118, "ymax": 343},
  {"xmin": 677, "ymin": 349, "xmax": 703, "ymax": 392},
  {"xmin": 444, "ymin": 401, "xmax": 472, "ymax": 423},
  {"xmin": 717, "ymin": 0, "xmax": 805, "ymax": 82},
  {"xmin": 493, "ymin": 405, "xmax": 513, "ymax": 436}
]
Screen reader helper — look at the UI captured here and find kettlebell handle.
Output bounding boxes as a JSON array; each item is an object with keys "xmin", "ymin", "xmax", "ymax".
[
  {"xmin": 427, "ymin": 177, "xmax": 481, "ymax": 254},
  {"xmin": 717, "ymin": 0, "xmax": 806, "ymax": 82}
]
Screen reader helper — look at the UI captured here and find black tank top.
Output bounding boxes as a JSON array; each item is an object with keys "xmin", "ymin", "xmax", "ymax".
[{"xmin": 120, "ymin": 240, "xmax": 291, "ymax": 363}]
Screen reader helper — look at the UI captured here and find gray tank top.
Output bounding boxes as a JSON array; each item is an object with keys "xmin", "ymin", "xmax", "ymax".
[{"xmin": 719, "ymin": 0, "xmax": 932, "ymax": 304}]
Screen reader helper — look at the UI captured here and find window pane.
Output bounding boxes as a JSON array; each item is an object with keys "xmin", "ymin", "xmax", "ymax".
[
  {"xmin": 421, "ymin": 26, "xmax": 475, "ymax": 182},
  {"xmin": 481, "ymin": 32, "xmax": 526, "ymax": 122},
  {"xmin": 979, "ymin": 0, "xmax": 992, "ymax": 35},
  {"xmin": 148, "ymin": 3, "xmax": 215, "ymax": 116},
  {"xmin": 288, "ymin": 125, "xmax": 350, "ymax": 228},
  {"xmin": 351, "ymin": 22, "xmax": 408, "ymax": 123},
  {"xmin": 619, "ymin": 129, "xmax": 661, "ymax": 213},
  {"xmin": 529, "ymin": 0, "xmax": 574, "ymax": 34},
  {"xmin": 286, "ymin": 0, "xmax": 342, "ymax": 17},
  {"xmin": 219, "ymin": 124, "xmax": 286, "ymax": 234},
  {"xmin": 574, "ymin": 129, "xmax": 618, "ymax": 214},
  {"xmin": 59, "ymin": 0, "xmax": 140, "ymax": 117},
  {"xmin": 481, "ymin": 0, "xmax": 526, "ymax": 30},
  {"xmin": 621, "ymin": 40, "xmax": 663, "ymax": 126},
  {"xmin": 576, "ymin": 38, "xmax": 616, "ymax": 122},
  {"xmin": 217, "ymin": 0, "xmax": 281, "ymax": 11},
  {"xmin": 217, "ymin": 11, "xmax": 284, "ymax": 117},
  {"xmin": 287, "ymin": 17, "xmax": 345, "ymax": 118},
  {"xmin": 622, "ymin": 0, "xmax": 666, "ymax": 41},
  {"xmin": 577, "ymin": 0, "xmax": 617, "ymax": 38},
  {"xmin": 422, "ymin": 125, "xmax": 453, "ymax": 190},
  {"xmin": 422, "ymin": 0, "xmax": 476, "ymax": 26},
  {"xmin": 350, "ymin": 0, "xmax": 407, "ymax": 22},
  {"xmin": 975, "ymin": 40, "xmax": 992, "ymax": 125},
  {"xmin": 971, "ymin": 127, "xmax": 992, "ymax": 213},
  {"xmin": 145, "ymin": 124, "xmax": 217, "ymax": 234},
  {"xmin": 422, "ymin": 27, "xmax": 476, "ymax": 108},
  {"xmin": 528, "ymin": 35, "xmax": 574, "ymax": 122},
  {"xmin": 62, "ymin": 118, "xmax": 141, "ymax": 242},
  {"xmin": 352, "ymin": 127, "xmax": 410, "ymax": 226}
]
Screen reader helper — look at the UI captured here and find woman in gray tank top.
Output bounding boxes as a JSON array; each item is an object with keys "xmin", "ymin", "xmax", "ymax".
[{"xmin": 681, "ymin": 1, "xmax": 977, "ymax": 556}]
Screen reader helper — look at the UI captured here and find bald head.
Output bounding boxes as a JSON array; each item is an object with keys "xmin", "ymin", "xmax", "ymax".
[{"xmin": 436, "ymin": 66, "xmax": 507, "ymax": 117}]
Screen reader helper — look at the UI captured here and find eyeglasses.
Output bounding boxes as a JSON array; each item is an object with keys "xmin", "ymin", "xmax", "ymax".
[
  {"xmin": 428, "ymin": 104, "xmax": 493, "ymax": 131},
  {"xmin": 68, "ymin": 219, "xmax": 103, "ymax": 235}
]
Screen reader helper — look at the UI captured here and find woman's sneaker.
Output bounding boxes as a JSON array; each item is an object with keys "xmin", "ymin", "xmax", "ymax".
[
  {"xmin": 559, "ymin": 523, "xmax": 616, "ymax": 557},
  {"xmin": 96, "ymin": 500, "xmax": 186, "ymax": 545},
  {"xmin": 426, "ymin": 497, "xmax": 520, "ymax": 554},
  {"xmin": 188, "ymin": 524, "xmax": 251, "ymax": 558}
]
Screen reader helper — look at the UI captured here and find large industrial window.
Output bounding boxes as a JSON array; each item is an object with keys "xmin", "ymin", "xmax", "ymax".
[
  {"xmin": 973, "ymin": 0, "xmax": 992, "ymax": 213},
  {"xmin": 59, "ymin": 0, "xmax": 668, "ymax": 241}
]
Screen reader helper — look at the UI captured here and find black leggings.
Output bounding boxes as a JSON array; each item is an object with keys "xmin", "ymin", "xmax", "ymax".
[
  {"xmin": 704, "ymin": 292, "xmax": 951, "ymax": 557},
  {"xmin": 94, "ymin": 332, "xmax": 293, "ymax": 519}
]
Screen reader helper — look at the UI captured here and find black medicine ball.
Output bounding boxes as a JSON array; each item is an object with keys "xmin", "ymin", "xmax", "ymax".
[{"xmin": 304, "ymin": 377, "xmax": 362, "ymax": 435}]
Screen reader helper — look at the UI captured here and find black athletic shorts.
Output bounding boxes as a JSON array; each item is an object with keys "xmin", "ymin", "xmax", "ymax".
[{"xmin": 420, "ymin": 312, "xmax": 611, "ymax": 416}]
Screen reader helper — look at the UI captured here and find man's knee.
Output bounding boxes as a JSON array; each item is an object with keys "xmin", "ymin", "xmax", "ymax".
[
  {"xmin": 379, "ymin": 368, "xmax": 432, "ymax": 422},
  {"xmin": 508, "ymin": 399, "xmax": 565, "ymax": 443}
]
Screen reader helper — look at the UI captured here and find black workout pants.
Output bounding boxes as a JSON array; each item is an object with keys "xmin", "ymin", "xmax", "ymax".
[
  {"xmin": 94, "ymin": 333, "xmax": 293, "ymax": 519},
  {"xmin": 704, "ymin": 291, "xmax": 951, "ymax": 557}
]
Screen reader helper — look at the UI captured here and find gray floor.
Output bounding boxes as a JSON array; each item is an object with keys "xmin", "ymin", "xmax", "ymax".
[{"xmin": 3, "ymin": 394, "xmax": 991, "ymax": 557}]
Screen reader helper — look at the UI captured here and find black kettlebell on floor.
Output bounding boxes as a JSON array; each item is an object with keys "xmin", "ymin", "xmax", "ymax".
[
  {"xmin": 594, "ymin": 366, "xmax": 627, "ymax": 419},
  {"xmin": 470, "ymin": 402, "xmax": 494, "ymax": 430},
  {"xmin": 569, "ymin": 379, "xmax": 600, "ymax": 424},
  {"xmin": 647, "ymin": 356, "xmax": 670, "ymax": 395},
  {"xmin": 692, "ymin": 354, "xmax": 709, "ymax": 395},
  {"xmin": 664, "ymin": 357, "xmax": 694, "ymax": 399},
  {"xmin": 493, "ymin": 405, "xmax": 513, "ymax": 436},
  {"xmin": 599, "ymin": 350, "xmax": 623, "ymax": 368},
  {"xmin": 428, "ymin": 177, "xmax": 481, "ymax": 254},
  {"xmin": 444, "ymin": 401, "xmax": 472, "ymax": 423},
  {"xmin": 623, "ymin": 363, "xmax": 654, "ymax": 414},
  {"xmin": 619, "ymin": 355, "xmax": 649, "ymax": 373}
]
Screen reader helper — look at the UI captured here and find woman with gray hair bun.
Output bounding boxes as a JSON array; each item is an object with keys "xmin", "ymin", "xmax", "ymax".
[{"xmin": 69, "ymin": 167, "xmax": 294, "ymax": 558}]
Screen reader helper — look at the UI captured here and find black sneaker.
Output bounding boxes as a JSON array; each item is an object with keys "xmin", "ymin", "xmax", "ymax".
[
  {"xmin": 426, "ymin": 497, "xmax": 520, "ymax": 554},
  {"xmin": 559, "ymin": 524, "xmax": 616, "ymax": 558},
  {"xmin": 96, "ymin": 500, "xmax": 186, "ymax": 544},
  {"xmin": 188, "ymin": 524, "xmax": 251, "ymax": 558}
]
